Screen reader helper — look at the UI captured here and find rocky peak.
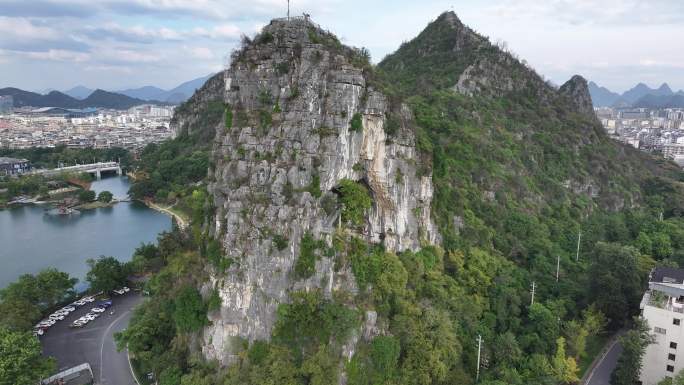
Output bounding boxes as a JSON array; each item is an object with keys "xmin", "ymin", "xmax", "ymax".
[
  {"xmin": 203, "ymin": 16, "xmax": 439, "ymax": 365},
  {"xmin": 559, "ymin": 74, "xmax": 597, "ymax": 119}
]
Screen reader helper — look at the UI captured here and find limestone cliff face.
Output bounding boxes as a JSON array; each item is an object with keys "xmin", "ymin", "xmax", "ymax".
[
  {"xmin": 559, "ymin": 75, "xmax": 598, "ymax": 120},
  {"xmin": 203, "ymin": 17, "xmax": 439, "ymax": 363}
]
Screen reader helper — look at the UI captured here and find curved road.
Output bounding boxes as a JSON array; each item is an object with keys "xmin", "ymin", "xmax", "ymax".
[
  {"xmin": 41, "ymin": 293, "xmax": 142, "ymax": 385},
  {"xmin": 585, "ymin": 339, "xmax": 623, "ymax": 385}
]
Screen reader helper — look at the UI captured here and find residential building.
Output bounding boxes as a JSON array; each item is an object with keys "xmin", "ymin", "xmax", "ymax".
[
  {"xmin": 640, "ymin": 267, "xmax": 684, "ymax": 385},
  {"xmin": 0, "ymin": 157, "xmax": 31, "ymax": 176}
]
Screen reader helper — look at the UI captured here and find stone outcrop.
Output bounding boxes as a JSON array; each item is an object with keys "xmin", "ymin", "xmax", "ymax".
[
  {"xmin": 559, "ymin": 74, "xmax": 598, "ymax": 120},
  {"xmin": 171, "ymin": 72, "xmax": 224, "ymax": 138},
  {"xmin": 203, "ymin": 17, "xmax": 439, "ymax": 364}
]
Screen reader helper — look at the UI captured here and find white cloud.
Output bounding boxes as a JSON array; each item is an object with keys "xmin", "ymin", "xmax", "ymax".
[
  {"xmin": 186, "ymin": 46, "xmax": 214, "ymax": 60},
  {"xmin": 23, "ymin": 49, "xmax": 90, "ymax": 62}
]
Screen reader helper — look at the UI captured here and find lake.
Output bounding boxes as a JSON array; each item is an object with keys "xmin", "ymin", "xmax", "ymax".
[{"xmin": 0, "ymin": 176, "xmax": 172, "ymax": 290}]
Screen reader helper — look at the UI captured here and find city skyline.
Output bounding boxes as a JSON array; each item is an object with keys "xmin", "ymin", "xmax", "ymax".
[{"xmin": 0, "ymin": 0, "xmax": 683, "ymax": 92}]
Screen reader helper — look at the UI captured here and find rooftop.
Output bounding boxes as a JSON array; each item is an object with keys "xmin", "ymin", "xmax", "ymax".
[
  {"xmin": 650, "ymin": 266, "xmax": 684, "ymax": 284},
  {"xmin": 0, "ymin": 156, "xmax": 29, "ymax": 164}
]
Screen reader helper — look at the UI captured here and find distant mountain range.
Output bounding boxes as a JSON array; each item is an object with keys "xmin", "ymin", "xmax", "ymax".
[
  {"xmin": 0, "ymin": 74, "xmax": 213, "ymax": 110},
  {"xmin": 588, "ymin": 81, "xmax": 684, "ymax": 108},
  {"xmin": 62, "ymin": 74, "xmax": 213, "ymax": 104},
  {"xmin": 0, "ymin": 88, "xmax": 165, "ymax": 110}
]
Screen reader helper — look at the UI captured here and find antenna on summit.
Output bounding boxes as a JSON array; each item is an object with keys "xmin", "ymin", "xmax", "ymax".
[{"xmin": 287, "ymin": 0, "xmax": 290, "ymax": 20}]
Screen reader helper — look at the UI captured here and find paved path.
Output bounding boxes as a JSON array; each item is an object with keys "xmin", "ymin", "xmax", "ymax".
[
  {"xmin": 585, "ymin": 338, "xmax": 623, "ymax": 385},
  {"xmin": 41, "ymin": 292, "xmax": 143, "ymax": 385}
]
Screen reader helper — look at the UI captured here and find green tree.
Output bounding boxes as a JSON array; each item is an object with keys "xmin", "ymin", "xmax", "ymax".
[
  {"xmin": 589, "ymin": 242, "xmax": 645, "ymax": 328},
  {"xmin": 552, "ymin": 336, "xmax": 579, "ymax": 384},
  {"xmin": 0, "ymin": 327, "xmax": 56, "ymax": 385},
  {"xmin": 0, "ymin": 269, "xmax": 76, "ymax": 330},
  {"xmin": 611, "ymin": 318, "xmax": 654, "ymax": 385},
  {"xmin": 173, "ymin": 286, "xmax": 208, "ymax": 332},
  {"xmin": 86, "ymin": 256, "xmax": 128, "ymax": 293},
  {"xmin": 563, "ymin": 320, "xmax": 588, "ymax": 360},
  {"xmin": 338, "ymin": 179, "xmax": 372, "ymax": 226},
  {"xmin": 78, "ymin": 189, "xmax": 96, "ymax": 202},
  {"xmin": 97, "ymin": 190, "xmax": 113, "ymax": 203}
]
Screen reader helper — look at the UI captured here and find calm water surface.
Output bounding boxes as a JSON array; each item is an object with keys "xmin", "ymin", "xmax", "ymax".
[{"xmin": 0, "ymin": 176, "xmax": 171, "ymax": 290}]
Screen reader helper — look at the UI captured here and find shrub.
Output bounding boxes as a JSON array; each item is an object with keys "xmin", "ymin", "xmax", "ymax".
[
  {"xmin": 273, "ymin": 234, "xmax": 289, "ymax": 251},
  {"xmin": 173, "ymin": 286, "xmax": 208, "ymax": 333},
  {"xmin": 207, "ymin": 288, "xmax": 221, "ymax": 311},
  {"xmin": 294, "ymin": 233, "xmax": 324, "ymax": 279},
  {"xmin": 258, "ymin": 31, "xmax": 274, "ymax": 44},
  {"xmin": 350, "ymin": 113, "xmax": 363, "ymax": 132},
  {"xmin": 224, "ymin": 108, "xmax": 233, "ymax": 129},
  {"xmin": 97, "ymin": 190, "xmax": 113, "ymax": 203},
  {"xmin": 273, "ymin": 290, "xmax": 358, "ymax": 349},
  {"xmin": 385, "ymin": 115, "xmax": 400, "ymax": 136},
  {"xmin": 338, "ymin": 179, "xmax": 372, "ymax": 226},
  {"xmin": 306, "ymin": 173, "xmax": 322, "ymax": 198},
  {"xmin": 79, "ymin": 189, "xmax": 96, "ymax": 202},
  {"xmin": 275, "ymin": 62, "xmax": 289, "ymax": 75}
]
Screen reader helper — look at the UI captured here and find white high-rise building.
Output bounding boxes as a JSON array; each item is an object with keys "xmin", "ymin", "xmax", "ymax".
[{"xmin": 640, "ymin": 268, "xmax": 684, "ymax": 385}]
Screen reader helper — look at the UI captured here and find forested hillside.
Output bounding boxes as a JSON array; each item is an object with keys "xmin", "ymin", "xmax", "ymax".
[{"xmin": 118, "ymin": 12, "xmax": 684, "ymax": 385}]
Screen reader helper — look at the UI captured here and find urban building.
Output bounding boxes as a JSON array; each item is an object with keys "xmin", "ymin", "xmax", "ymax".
[
  {"xmin": 640, "ymin": 267, "xmax": 684, "ymax": 384},
  {"xmin": 0, "ymin": 157, "xmax": 31, "ymax": 176}
]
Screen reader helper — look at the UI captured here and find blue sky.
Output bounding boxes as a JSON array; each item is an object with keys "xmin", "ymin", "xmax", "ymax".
[{"xmin": 0, "ymin": 0, "xmax": 682, "ymax": 93}]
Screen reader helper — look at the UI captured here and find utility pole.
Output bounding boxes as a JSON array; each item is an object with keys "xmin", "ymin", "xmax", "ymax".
[
  {"xmin": 476, "ymin": 334, "xmax": 482, "ymax": 382},
  {"xmin": 575, "ymin": 229, "xmax": 582, "ymax": 261},
  {"xmin": 530, "ymin": 281, "xmax": 536, "ymax": 306},
  {"xmin": 287, "ymin": 0, "xmax": 290, "ymax": 20},
  {"xmin": 556, "ymin": 255, "xmax": 560, "ymax": 282}
]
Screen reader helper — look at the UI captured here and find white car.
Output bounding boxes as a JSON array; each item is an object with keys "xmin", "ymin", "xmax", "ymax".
[
  {"xmin": 113, "ymin": 289, "xmax": 125, "ymax": 295},
  {"xmin": 91, "ymin": 307, "xmax": 106, "ymax": 313},
  {"xmin": 73, "ymin": 300, "xmax": 86, "ymax": 306},
  {"xmin": 122, "ymin": 286, "xmax": 130, "ymax": 292},
  {"xmin": 39, "ymin": 319, "xmax": 56, "ymax": 325},
  {"xmin": 84, "ymin": 314, "xmax": 97, "ymax": 321},
  {"xmin": 61, "ymin": 306, "xmax": 75, "ymax": 312},
  {"xmin": 33, "ymin": 329, "xmax": 44, "ymax": 336},
  {"xmin": 48, "ymin": 314, "xmax": 65, "ymax": 321},
  {"xmin": 83, "ymin": 296, "xmax": 95, "ymax": 303}
]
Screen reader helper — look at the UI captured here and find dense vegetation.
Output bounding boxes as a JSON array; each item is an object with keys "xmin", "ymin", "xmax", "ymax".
[{"xmin": 116, "ymin": 11, "xmax": 684, "ymax": 385}]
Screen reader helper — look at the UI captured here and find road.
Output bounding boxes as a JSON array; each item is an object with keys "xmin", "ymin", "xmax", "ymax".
[
  {"xmin": 41, "ymin": 292, "xmax": 143, "ymax": 385},
  {"xmin": 585, "ymin": 339, "xmax": 623, "ymax": 385}
]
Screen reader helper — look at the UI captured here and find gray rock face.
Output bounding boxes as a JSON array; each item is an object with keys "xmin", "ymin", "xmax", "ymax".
[
  {"xmin": 203, "ymin": 17, "xmax": 439, "ymax": 364},
  {"xmin": 559, "ymin": 75, "xmax": 597, "ymax": 119},
  {"xmin": 171, "ymin": 72, "xmax": 225, "ymax": 138}
]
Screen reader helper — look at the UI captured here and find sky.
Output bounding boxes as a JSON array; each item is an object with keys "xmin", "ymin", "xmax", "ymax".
[{"xmin": 0, "ymin": 0, "xmax": 683, "ymax": 93}]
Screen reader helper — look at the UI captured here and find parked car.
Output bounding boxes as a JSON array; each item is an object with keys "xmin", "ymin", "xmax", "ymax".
[
  {"xmin": 99, "ymin": 300, "xmax": 113, "ymax": 308},
  {"xmin": 113, "ymin": 289, "xmax": 125, "ymax": 295},
  {"xmin": 91, "ymin": 307, "xmax": 106, "ymax": 313},
  {"xmin": 33, "ymin": 329, "xmax": 44, "ymax": 336},
  {"xmin": 48, "ymin": 314, "xmax": 65, "ymax": 321},
  {"xmin": 83, "ymin": 296, "xmax": 95, "ymax": 303},
  {"xmin": 61, "ymin": 306, "xmax": 75, "ymax": 312}
]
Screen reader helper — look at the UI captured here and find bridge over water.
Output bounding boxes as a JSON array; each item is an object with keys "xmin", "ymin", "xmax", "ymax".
[{"xmin": 34, "ymin": 161, "xmax": 122, "ymax": 180}]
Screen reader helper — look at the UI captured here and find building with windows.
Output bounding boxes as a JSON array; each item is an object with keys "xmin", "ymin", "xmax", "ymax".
[
  {"xmin": 0, "ymin": 157, "xmax": 30, "ymax": 176},
  {"xmin": 640, "ymin": 267, "xmax": 684, "ymax": 384}
]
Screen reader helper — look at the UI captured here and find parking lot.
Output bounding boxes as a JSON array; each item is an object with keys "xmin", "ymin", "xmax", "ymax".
[{"xmin": 41, "ymin": 291, "xmax": 143, "ymax": 385}]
